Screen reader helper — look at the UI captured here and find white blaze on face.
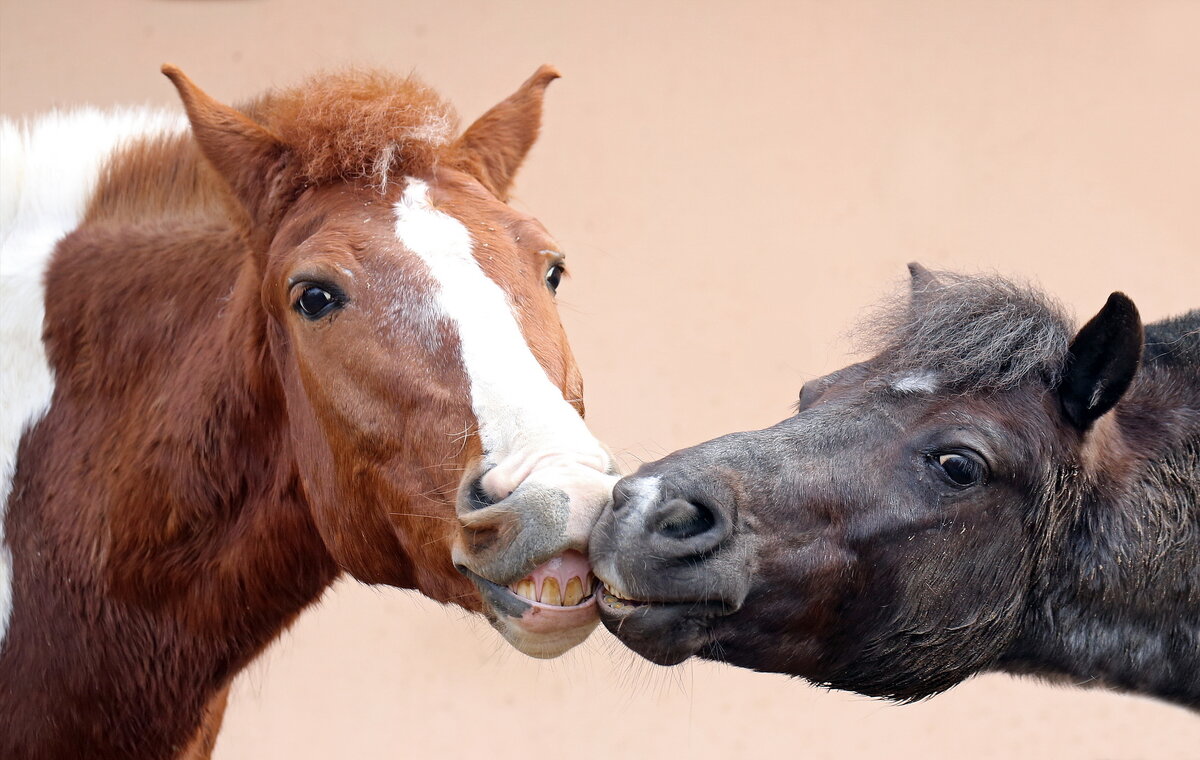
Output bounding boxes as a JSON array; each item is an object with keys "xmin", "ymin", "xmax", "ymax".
[
  {"xmin": 392, "ymin": 178, "xmax": 611, "ymax": 505},
  {"xmin": 0, "ymin": 108, "xmax": 186, "ymax": 650}
]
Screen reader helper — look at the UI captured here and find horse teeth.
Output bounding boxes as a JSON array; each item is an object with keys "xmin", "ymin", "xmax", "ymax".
[
  {"xmin": 563, "ymin": 577, "xmax": 584, "ymax": 606},
  {"xmin": 514, "ymin": 579, "xmax": 536, "ymax": 601},
  {"xmin": 541, "ymin": 577, "xmax": 561, "ymax": 605}
]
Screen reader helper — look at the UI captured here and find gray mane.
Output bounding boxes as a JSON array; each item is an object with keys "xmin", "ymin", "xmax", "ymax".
[{"xmin": 856, "ymin": 270, "xmax": 1074, "ymax": 393}]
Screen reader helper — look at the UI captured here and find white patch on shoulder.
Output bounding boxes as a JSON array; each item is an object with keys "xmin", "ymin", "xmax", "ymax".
[
  {"xmin": 891, "ymin": 371, "xmax": 941, "ymax": 394},
  {"xmin": 0, "ymin": 107, "xmax": 185, "ymax": 650},
  {"xmin": 392, "ymin": 178, "xmax": 607, "ymax": 473}
]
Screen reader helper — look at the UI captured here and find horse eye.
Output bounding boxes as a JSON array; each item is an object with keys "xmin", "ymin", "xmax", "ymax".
[
  {"xmin": 295, "ymin": 286, "xmax": 340, "ymax": 319},
  {"xmin": 934, "ymin": 452, "xmax": 986, "ymax": 488},
  {"xmin": 545, "ymin": 263, "xmax": 564, "ymax": 293}
]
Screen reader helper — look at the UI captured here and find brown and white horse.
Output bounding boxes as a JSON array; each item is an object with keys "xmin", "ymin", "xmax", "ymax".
[{"xmin": 0, "ymin": 65, "xmax": 615, "ymax": 758}]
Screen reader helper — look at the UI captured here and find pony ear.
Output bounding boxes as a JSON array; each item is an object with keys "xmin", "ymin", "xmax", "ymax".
[
  {"xmin": 162, "ymin": 65, "xmax": 292, "ymax": 226},
  {"xmin": 451, "ymin": 65, "xmax": 560, "ymax": 201},
  {"xmin": 1060, "ymin": 292, "xmax": 1143, "ymax": 431},
  {"xmin": 908, "ymin": 262, "xmax": 941, "ymax": 294}
]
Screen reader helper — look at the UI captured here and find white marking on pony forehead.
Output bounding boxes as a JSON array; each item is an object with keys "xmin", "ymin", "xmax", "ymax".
[
  {"xmin": 0, "ymin": 107, "xmax": 185, "ymax": 648},
  {"xmin": 392, "ymin": 178, "xmax": 606, "ymax": 468},
  {"xmin": 617, "ymin": 476, "xmax": 662, "ymax": 516},
  {"xmin": 891, "ymin": 371, "xmax": 941, "ymax": 394}
]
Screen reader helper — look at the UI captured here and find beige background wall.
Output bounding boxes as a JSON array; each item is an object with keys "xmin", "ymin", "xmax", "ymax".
[{"xmin": 3, "ymin": 1, "xmax": 1198, "ymax": 757}]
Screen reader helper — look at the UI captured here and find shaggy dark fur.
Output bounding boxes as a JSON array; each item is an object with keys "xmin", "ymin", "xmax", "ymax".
[
  {"xmin": 856, "ymin": 269, "xmax": 1073, "ymax": 392},
  {"xmin": 592, "ymin": 268, "xmax": 1200, "ymax": 709}
]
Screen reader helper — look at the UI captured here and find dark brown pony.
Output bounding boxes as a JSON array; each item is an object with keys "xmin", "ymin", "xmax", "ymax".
[
  {"xmin": 592, "ymin": 266, "xmax": 1199, "ymax": 709},
  {"xmin": 0, "ymin": 66, "xmax": 615, "ymax": 758}
]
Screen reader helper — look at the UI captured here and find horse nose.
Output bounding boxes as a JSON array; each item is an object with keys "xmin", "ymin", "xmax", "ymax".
[{"xmin": 463, "ymin": 472, "xmax": 497, "ymax": 511}]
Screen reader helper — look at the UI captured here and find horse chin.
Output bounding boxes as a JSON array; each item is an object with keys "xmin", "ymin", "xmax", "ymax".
[
  {"xmin": 460, "ymin": 565, "xmax": 601, "ymax": 658},
  {"xmin": 492, "ymin": 605, "xmax": 600, "ymax": 659}
]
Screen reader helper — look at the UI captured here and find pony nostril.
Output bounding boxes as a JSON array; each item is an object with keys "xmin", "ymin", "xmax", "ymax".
[{"xmin": 648, "ymin": 498, "xmax": 717, "ymax": 541}]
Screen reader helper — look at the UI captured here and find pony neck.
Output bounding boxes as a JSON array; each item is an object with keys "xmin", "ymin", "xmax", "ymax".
[{"xmin": 1005, "ymin": 379, "xmax": 1200, "ymax": 709}]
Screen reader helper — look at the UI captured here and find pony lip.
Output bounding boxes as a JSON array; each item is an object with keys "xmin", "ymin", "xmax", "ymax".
[
  {"xmin": 595, "ymin": 597, "xmax": 720, "ymax": 666},
  {"xmin": 599, "ymin": 587, "xmax": 649, "ymax": 610},
  {"xmin": 597, "ymin": 587, "xmax": 736, "ymax": 615}
]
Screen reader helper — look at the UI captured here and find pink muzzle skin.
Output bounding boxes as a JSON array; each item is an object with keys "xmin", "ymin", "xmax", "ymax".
[{"xmin": 506, "ymin": 550, "xmax": 600, "ymax": 634}]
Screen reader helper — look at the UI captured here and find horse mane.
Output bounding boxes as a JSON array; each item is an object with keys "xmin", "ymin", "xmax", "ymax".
[
  {"xmin": 245, "ymin": 69, "xmax": 458, "ymax": 190},
  {"xmin": 856, "ymin": 270, "xmax": 1074, "ymax": 393},
  {"xmin": 79, "ymin": 69, "xmax": 459, "ymax": 226}
]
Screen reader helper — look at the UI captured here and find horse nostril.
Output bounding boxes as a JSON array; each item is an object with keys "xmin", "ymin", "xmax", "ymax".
[
  {"xmin": 464, "ymin": 475, "xmax": 496, "ymax": 511},
  {"xmin": 648, "ymin": 498, "xmax": 717, "ymax": 541}
]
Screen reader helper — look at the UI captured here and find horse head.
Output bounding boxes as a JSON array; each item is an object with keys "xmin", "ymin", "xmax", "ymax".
[{"xmin": 164, "ymin": 66, "xmax": 615, "ymax": 658}]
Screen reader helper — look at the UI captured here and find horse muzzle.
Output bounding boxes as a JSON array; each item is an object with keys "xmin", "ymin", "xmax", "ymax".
[{"xmin": 452, "ymin": 453, "xmax": 616, "ymax": 658}]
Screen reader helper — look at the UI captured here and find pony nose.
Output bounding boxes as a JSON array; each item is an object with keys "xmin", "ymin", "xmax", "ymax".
[{"xmin": 633, "ymin": 480, "xmax": 724, "ymax": 557}]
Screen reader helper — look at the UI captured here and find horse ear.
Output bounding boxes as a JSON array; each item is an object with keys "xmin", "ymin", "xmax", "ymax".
[
  {"xmin": 1060, "ymin": 292, "xmax": 1143, "ymax": 431},
  {"xmin": 908, "ymin": 262, "xmax": 941, "ymax": 294},
  {"xmin": 451, "ymin": 65, "xmax": 560, "ymax": 201},
  {"xmin": 162, "ymin": 65, "xmax": 292, "ymax": 225}
]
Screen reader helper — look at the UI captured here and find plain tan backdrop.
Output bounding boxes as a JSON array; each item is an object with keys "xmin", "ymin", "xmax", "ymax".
[{"xmin": 2, "ymin": 1, "xmax": 1198, "ymax": 757}]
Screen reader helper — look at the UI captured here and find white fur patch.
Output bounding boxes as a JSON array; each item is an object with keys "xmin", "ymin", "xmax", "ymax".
[
  {"xmin": 392, "ymin": 178, "xmax": 609, "ymax": 476},
  {"xmin": 891, "ymin": 371, "xmax": 941, "ymax": 394},
  {"xmin": 617, "ymin": 476, "xmax": 662, "ymax": 517},
  {"xmin": 0, "ymin": 108, "xmax": 185, "ymax": 650}
]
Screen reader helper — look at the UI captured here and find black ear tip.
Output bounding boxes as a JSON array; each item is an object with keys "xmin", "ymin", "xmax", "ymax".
[
  {"xmin": 1104, "ymin": 291, "xmax": 1139, "ymax": 317},
  {"xmin": 1061, "ymin": 290, "xmax": 1144, "ymax": 431},
  {"xmin": 1098, "ymin": 292, "xmax": 1143, "ymax": 335}
]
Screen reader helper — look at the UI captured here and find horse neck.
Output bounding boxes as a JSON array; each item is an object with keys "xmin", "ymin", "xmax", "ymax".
[
  {"xmin": 98, "ymin": 249, "xmax": 337, "ymax": 624},
  {"xmin": 0, "ymin": 116, "xmax": 337, "ymax": 757},
  {"xmin": 1007, "ymin": 354, "xmax": 1200, "ymax": 708},
  {"xmin": 85, "ymin": 136, "xmax": 343, "ymax": 629},
  {"xmin": 51, "ymin": 120, "xmax": 337, "ymax": 618}
]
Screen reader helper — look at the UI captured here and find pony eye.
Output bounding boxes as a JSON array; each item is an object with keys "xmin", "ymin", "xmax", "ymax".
[
  {"xmin": 796, "ymin": 381, "xmax": 824, "ymax": 411},
  {"xmin": 545, "ymin": 263, "xmax": 564, "ymax": 294},
  {"xmin": 295, "ymin": 285, "xmax": 340, "ymax": 319},
  {"xmin": 934, "ymin": 452, "xmax": 986, "ymax": 488}
]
